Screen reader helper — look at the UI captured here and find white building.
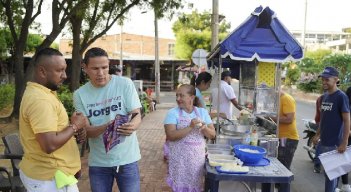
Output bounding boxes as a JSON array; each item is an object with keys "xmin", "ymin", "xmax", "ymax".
[{"xmin": 291, "ymin": 28, "xmax": 351, "ymax": 53}]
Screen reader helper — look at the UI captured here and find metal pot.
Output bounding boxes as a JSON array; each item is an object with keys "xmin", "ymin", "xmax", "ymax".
[{"xmin": 220, "ymin": 124, "xmax": 249, "ymax": 135}]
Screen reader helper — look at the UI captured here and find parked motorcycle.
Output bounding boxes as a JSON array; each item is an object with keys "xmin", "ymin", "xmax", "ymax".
[{"xmin": 302, "ymin": 119, "xmax": 318, "ymax": 161}]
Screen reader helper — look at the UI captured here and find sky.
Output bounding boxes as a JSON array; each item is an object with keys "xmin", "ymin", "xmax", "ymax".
[{"xmin": 37, "ymin": 0, "xmax": 351, "ymax": 40}]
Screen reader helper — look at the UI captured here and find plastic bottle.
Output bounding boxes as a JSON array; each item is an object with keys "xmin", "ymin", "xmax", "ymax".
[
  {"xmin": 250, "ymin": 130, "xmax": 258, "ymax": 146},
  {"xmin": 242, "ymin": 130, "xmax": 251, "ymax": 145}
]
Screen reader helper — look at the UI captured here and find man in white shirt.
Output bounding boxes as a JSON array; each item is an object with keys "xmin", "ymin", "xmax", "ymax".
[{"xmin": 211, "ymin": 71, "xmax": 242, "ymax": 119}]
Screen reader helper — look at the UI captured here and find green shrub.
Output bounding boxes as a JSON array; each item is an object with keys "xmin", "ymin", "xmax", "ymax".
[
  {"xmin": 0, "ymin": 84, "xmax": 15, "ymax": 110},
  {"xmin": 285, "ymin": 67, "xmax": 301, "ymax": 86},
  {"xmin": 297, "ymin": 75, "xmax": 322, "ymax": 93},
  {"xmin": 57, "ymin": 85, "xmax": 74, "ymax": 117}
]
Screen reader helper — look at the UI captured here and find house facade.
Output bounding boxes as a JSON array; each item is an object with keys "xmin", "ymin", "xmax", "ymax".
[
  {"xmin": 59, "ymin": 33, "xmax": 176, "ymax": 60},
  {"xmin": 59, "ymin": 33, "xmax": 188, "ymax": 91}
]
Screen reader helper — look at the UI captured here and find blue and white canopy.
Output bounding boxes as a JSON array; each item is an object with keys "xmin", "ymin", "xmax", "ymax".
[{"xmin": 208, "ymin": 6, "xmax": 303, "ymax": 67}]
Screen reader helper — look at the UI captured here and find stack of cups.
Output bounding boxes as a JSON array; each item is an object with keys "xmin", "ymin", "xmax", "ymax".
[{"xmin": 267, "ymin": 138, "xmax": 279, "ymax": 157}]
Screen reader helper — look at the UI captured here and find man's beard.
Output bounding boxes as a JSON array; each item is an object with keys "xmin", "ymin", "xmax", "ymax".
[{"xmin": 46, "ymin": 81, "xmax": 60, "ymax": 91}]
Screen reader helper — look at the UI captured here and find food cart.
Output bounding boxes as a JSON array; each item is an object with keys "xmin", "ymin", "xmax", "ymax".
[{"xmin": 205, "ymin": 6, "xmax": 303, "ymax": 191}]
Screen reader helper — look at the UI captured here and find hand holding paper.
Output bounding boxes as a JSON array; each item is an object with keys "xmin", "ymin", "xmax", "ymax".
[
  {"xmin": 117, "ymin": 122, "xmax": 136, "ymax": 136},
  {"xmin": 319, "ymin": 146, "xmax": 351, "ymax": 180},
  {"xmin": 117, "ymin": 113, "xmax": 139, "ymax": 136},
  {"xmin": 102, "ymin": 113, "xmax": 139, "ymax": 153},
  {"xmin": 103, "ymin": 114, "xmax": 128, "ymax": 153}
]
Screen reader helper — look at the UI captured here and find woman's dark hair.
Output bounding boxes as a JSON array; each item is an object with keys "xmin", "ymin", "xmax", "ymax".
[
  {"xmin": 190, "ymin": 72, "xmax": 212, "ymax": 87},
  {"xmin": 83, "ymin": 47, "xmax": 108, "ymax": 65},
  {"xmin": 178, "ymin": 84, "xmax": 200, "ymax": 107},
  {"xmin": 346, "ymin": 86, "xmax": 351, "ymax": 105}
]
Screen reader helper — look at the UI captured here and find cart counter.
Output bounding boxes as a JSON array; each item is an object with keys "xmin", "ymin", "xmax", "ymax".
[{"xmin": 205, "ymin": 157, "xmax": 294, "ymax": 192}]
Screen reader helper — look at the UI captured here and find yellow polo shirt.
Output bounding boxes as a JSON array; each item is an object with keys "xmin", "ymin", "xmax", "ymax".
[
  {"xmin": 19, "ymin": 82, "xmax": 80, "ymax": 180},
  {"xmin": 278, "ymin": 93, "xmax": 299, "ymax": 140}
]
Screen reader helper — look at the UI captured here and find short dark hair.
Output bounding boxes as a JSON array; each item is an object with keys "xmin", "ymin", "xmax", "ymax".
[
  {"xmin": 83, "ymin": 47, "xmax": 108, "ymax": 65},
  {"xmin": 191, "ymin": 72, "xmax": 212, "ymax": 86},
  {"xmin": 221, "ymin": 71, "xmax": 231, "ymax": 80},
  {"xmin": 109, "ymin": 65, "xmax": 122, "ymax": 74},
  {"xmin": 34, "ymin": 48, "xmax": 63, "ymax": 66}
]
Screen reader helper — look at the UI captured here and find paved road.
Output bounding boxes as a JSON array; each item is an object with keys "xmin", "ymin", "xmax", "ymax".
[{"xmin": 292, "ymin": 100, "xmax": 325, "ymax": 192}]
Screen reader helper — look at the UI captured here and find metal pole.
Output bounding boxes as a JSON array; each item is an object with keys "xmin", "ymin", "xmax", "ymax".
[
  {"xmin": 216, "ymin": 57, "xmax": 222, "ymax": 139},
  {"xmin": 154, "ymin": 9, "xmax": 160, "ymax": 103},
  {"xmin": 119, "ymin": 24, "xmax": 123, "ymax": 75},
  {"xmin": 211, "ymin": 0, "xmax": 219, "ymax": 50},
  {"xmin": 275, "ymin": 63, "xmax": 282, "ymax": 136},
  {"xmin": 302, "ymin": 0, "xmax": 307, "ymax": 49}
]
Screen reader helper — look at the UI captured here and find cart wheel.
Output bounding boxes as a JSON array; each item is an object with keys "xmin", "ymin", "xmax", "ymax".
[{"xmin": 307, "ymin": 137, "xmax": 316, "ymax": 161}]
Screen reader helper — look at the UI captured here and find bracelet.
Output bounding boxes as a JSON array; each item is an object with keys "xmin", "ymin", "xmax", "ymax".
[{"xmin": 69, "ymin": 123, "xmax": 78, "ymax": 133}]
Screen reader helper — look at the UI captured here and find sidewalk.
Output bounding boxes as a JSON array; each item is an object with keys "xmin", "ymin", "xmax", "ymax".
[{"xmin": 77, "ymin": 102, "xmax": 176, "ymax": 192}]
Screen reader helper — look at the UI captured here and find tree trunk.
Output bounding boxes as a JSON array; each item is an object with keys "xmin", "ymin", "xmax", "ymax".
[
  {"xmin": 12, "ymin": 48, "xmax": 26, "ymax": 118},
  {"xmin": 69, "ymin": 16, "xmax": 83, "ymax": 91}
]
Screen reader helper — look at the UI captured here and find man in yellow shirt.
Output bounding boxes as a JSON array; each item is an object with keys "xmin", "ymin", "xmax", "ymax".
[
  {"xmin": 269, "ymin": 91, "xmax": 299, "ymax": 170},
  {"xmin": 19, "ymin": 48, "xmax": 88, "ymax": 192}
]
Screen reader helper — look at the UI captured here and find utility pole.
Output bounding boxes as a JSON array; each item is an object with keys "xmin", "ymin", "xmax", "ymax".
[
  {"xmin": 119, "ymin": 24, "xmax": 123, "ymax": 75},
  {"xmin": 211, "ymin": 0, "xmax": 219, "ymax": 50},
  {"xmin": 302, "ymin": 0, "xmax": 307, "ymax": 50},
  {"xmin": 154, "ymin": 9, "xmax": 160, "ymax": 103}
]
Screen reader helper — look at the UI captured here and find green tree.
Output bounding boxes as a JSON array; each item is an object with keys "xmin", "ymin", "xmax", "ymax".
[
  {"xmin": 322, "ymin": 54, "xmax": 351, "ymax": 90},
  {"xmin": 297, "ymin": 51, "xmax": 351, "ymax": 92},
  {"xmin": 172, "ymin": 10, "xmax": 231, "ymax": 59},
  {"xmin": 50, "ymin": 42, "xmax": 59, "ymax": 50},
  {"xmin": 344, "ymin": 28, "xmax": 351, "ymax": 33},
  {"xmin": 0, "ymin": 29, "xmax": 43, "ymax": 56},
  {"xmin": 0, "ymin": 0, "xmax": 85, "ymax": 118},
  {"xmin": 26, "ymin": 34, "xmax": 43, "ymax": 53},
  {"xmin": 68, "ymin": 0, "xmax": 141, "ymax": 91},
  {"xmin": 0, "ymin": 29, "xmax": 43, "ymax": 80},
  {"xmin": 68, "ymin": 0, "xmax": 184, "ymax": 91},
  {"xmin": 284, "ymin": 62, "xmax": 301, "ymax": 86},
  {"xmin": 299, "ymin": 49, "xmax": 331, "ymax": 73},
  {"xmin": 149, "ymin": 0, "xmax": 184, "ymax": 19},
  {"xmin": 0, "ymin": 0, "xmax": 44, "ymax": 118},
  {"xmin": 0, "ymin": 29, "xmax": 12, "ymax": 59},
  {"xmin": 305, "ymin": 49, "xmax": 331, "ymax": 65}
]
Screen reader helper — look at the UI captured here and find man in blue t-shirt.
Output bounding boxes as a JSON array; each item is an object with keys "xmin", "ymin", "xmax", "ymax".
[
  {"xmin": 73, "ymin": 47, "xmax": 142, "ymax": 192},
  {"xmin": 312, "ymin": 66, "xmax": 350, "ymax": 192}
]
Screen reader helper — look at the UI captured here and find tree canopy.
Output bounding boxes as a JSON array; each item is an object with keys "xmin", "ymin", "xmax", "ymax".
[
  {"xmin": 0, "ymin": 0, "xmax": 186, "ymax": 118},
  {"xmin": 295, "ymin": 49, "xmax": 351, "ymax": 92},
  {"xmin": 0, "ymin": 28, "xmax": 43, "ymax": 57},
  {"xmin": 66, "ymin": 0, "xmax": 184, "ymax": 90},
  {"xmin": 172, "ymin": 10, "xmax": 231, "ymax": 59}
]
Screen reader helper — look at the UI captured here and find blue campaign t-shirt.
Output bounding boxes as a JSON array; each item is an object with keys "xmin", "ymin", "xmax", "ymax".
[
  {"xmin": 320, "ymin": 90, "xmax": 350, "ymax": 146},
  {"xmin": 195, "ymin": 88, "xmax": 206, "ymax": 108},
  {"xmin": 164, "ymin": 107, "xmax": 212, "ymax": 126},
  {"xmin": 73, "ymin": 75, "xmax": 142, "ymax": 167}
]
